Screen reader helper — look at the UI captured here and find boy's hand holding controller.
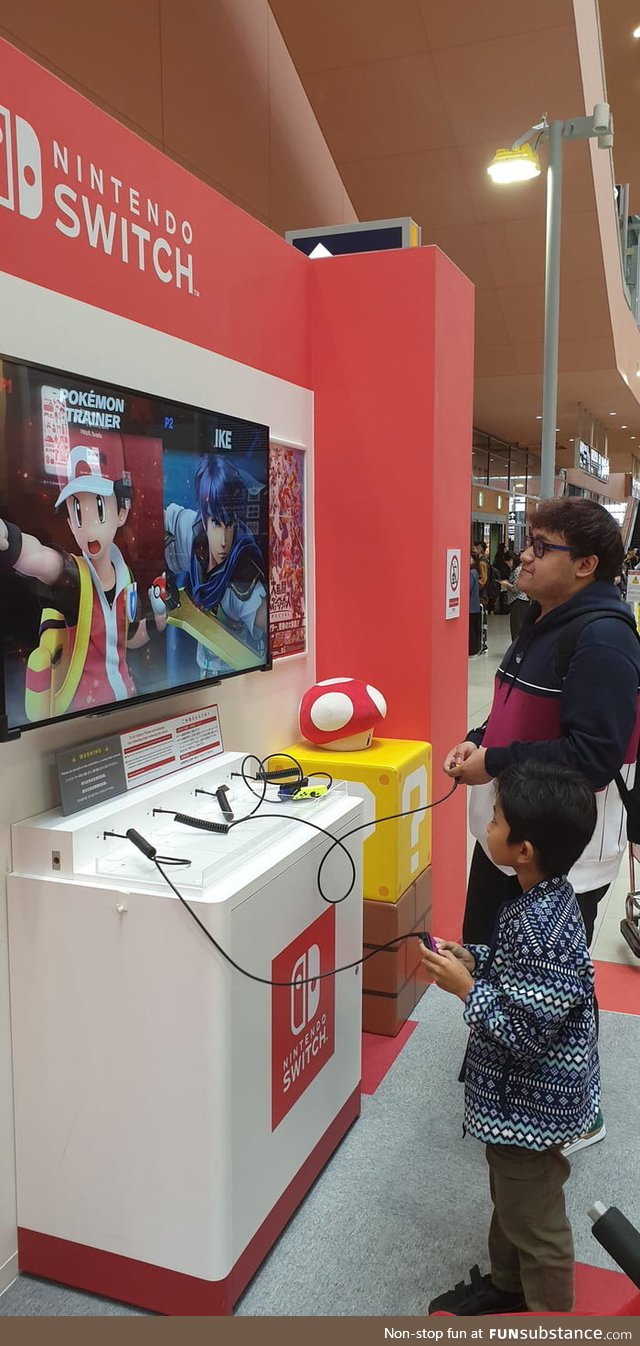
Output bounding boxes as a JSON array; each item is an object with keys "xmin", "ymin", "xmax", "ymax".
[
  {"xmin": 437, "ymin": 940, "xmax": 476, "ymax": 973},
  {"xmin": 419, "ymin": 936, "xmax": 475, "ymax": 1001}
]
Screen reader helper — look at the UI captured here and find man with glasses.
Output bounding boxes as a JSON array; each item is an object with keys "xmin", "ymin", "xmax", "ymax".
[{"xmin": 444, "ymin": 498, "xmax": 640, "ymax": 1153}]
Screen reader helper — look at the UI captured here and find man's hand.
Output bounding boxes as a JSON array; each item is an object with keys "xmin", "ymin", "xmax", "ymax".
[
  {"xmin": 443, "ymin": 740, "xmax": 477, "ymax": 777},
  {"xmin": 419, "ymin": 945, "xmax": 474, "ymax": 1001},
  {"xmin": 444, "ymin": 744, "xmax": 491, "ymax": 785},
  {"xmin": 0, "ymin": 519, "xmax": 8, "ymax": 552},
  {"xmin": 436, "ymin": 940, "xmax": 476, "ymax": 974},
  {"xmin": 453, "ymin": 747, "xmax": 491, "ymax": 785}
]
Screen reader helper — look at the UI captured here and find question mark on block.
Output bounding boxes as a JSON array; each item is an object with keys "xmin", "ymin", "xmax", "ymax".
[{"xmin": 401, "ymin": 765, "xmax": 428, "ymax": 876}]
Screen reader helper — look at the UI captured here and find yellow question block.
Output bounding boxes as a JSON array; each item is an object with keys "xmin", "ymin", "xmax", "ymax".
[{"xmin": 284, "ymin": 738, "xmax": 432, "ymax": 901}]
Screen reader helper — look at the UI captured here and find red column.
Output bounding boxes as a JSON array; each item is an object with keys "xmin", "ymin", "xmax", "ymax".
[{"xmin": 311, "ymin": 246, "xmax": 474, "ymax": 937}]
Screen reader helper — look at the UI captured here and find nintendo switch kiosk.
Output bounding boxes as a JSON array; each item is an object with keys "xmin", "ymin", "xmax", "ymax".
[{"xmin": 7, "ymin": 753, "xmax": 364, "ymax": 1314}]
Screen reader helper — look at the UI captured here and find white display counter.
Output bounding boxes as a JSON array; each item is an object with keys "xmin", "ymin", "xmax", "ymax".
[{"xmin": 7, "ymin": 752, "xmax": 364, "ymax": 1314}]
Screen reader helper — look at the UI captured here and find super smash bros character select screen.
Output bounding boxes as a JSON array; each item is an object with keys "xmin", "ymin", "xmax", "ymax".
[{"xmin": 0, "ymin": 356, "xmax": 269, "ymax": 735}]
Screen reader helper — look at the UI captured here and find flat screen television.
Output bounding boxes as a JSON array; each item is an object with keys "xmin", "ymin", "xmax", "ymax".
[{"xmin": 0, "ymin": 355, "xmax": 270, "ymax": 739}]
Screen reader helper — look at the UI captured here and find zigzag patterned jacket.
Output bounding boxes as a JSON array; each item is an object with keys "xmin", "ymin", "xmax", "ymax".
[{"xmin": 462, "ymin": 878, "xmax": 600, "ymax": 1150}]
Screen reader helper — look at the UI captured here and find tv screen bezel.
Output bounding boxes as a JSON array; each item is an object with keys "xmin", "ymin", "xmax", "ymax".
[{"xmin": 0, "ymin": 352, "xmax": 272, "ymax": 742}]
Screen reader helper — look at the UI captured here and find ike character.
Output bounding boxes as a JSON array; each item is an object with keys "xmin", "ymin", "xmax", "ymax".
[
  {"xmin": 164, "ymin": 453, "xmax": 267, "ymax": 677},
  {"xmin": 0, "ymin": 438, "xmax": 166, "ymax": 721}
]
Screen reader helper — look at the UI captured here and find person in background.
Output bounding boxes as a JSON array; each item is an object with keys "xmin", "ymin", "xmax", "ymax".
[
  {"xmin": 423, "ymin": 763, "xmax": 600, "ymax": 1316},
  {"xmin": 473, "ymin": 544, "xmax": 490, "ymax": 653},
  {"xmin": 500, "ymin": 554, "xmax": 532, "ymax": 640},
  {"xmin": 493, "ymin": 542, "xmax": 511, "ymax": 615},
  {"xmin": 475, "ymin": 543, "xmax": 491, "ymax": 602},
  {"xmin": 469, "ymin": 554, "xmax": 481, "ymax": 656}
]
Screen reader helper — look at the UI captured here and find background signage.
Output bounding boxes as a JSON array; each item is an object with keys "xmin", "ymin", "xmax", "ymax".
[
  {"xmin": 286, "ymin": 217, "xmax": 421, "ymax": 258},
  {"xmin": 445, "ymin": 548, "xmax": 461, "ymax": 620}
]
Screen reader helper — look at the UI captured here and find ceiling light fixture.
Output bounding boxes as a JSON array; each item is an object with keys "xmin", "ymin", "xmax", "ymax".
[
  {"xmin": 621, "ymin": 425, "xmax": 628, "ymax": 429},
  {"xmin": 633, "ymin": 24, "xmax": 640, "ymax": 37},
  {"xmin": 487, "ymin": 143, "xmax": 542, "ymax": 183}
]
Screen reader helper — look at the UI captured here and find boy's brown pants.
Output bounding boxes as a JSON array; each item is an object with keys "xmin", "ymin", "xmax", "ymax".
[{"xmin": 486, "ymin": 1142, "xmax": 574, "ymax": 1312}]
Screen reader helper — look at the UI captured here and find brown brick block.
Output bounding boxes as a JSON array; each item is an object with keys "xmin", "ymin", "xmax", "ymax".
[
  {"xmin": 415, "ymin": 867, "xmax": 432, "ymax": 925},
  {"xmin": 361, "ymin": 872, "xmax": 433, "ymax": 1028},
  {"xmin": 362, "ymin": 941, "xmax": 404, "ymax": 994},
  {"xmin": 362, "ymin": 966, "xmax": 431, "ymax": 1037},
  {"xmin": 406, "ymin": 920, "xmax": 427, "ymax": 978},
  {"xmin": 363, "ymin": 879, "xmax": 417, "ymax": 946},
  {"xmin": 363, "ymin": 976, "xmax": 417, "ymax": 1036}
]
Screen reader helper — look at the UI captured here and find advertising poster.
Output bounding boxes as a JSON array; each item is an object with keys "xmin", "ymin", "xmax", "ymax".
[{"xmin": 269, "ymin": 443, "xmax": 306, "ymax": 657}]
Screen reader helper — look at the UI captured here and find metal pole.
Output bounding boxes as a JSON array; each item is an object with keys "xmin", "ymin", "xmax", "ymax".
[{"xmin": 540, "ymin": 119, "xmax": 563, "ymax": 500}]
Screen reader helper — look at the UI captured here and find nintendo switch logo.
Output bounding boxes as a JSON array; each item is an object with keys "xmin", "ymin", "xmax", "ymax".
[
  {"xmin": 0, "ymin": 107, "xmax": 43, "ymax": 219},
  {"xmin": 290, "ymin": 945, "xmax": 320, "ymax": 1035},
  {"xmin": 271, "ymin": 908, "xmax": 335, "ymax": 1130}
]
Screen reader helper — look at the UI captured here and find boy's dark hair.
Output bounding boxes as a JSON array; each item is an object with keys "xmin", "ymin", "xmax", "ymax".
[
  {"xmin": 529, "ymin": 498, "xmax": 623, "ymax": 582},
  {"xmin": 495, "ymin": 761, "xmax": 597, "ymax": 878}
]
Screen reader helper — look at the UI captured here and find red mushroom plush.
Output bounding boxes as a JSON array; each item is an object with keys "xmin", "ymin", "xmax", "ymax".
[{"xmin": 299, "ymin": 678, "xmax": 387, "ymax": 751}]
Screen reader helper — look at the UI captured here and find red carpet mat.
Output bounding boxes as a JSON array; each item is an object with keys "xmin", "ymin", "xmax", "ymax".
[
  {"xmin": 361, "ymin": 1021, "xmax": 418, "ymax": 1095},
  {"xmin": 594, "ymin": 959, "xmax": 640, "ymax": 1015},
  {"xmin": 574, "ymin": 1261, "xmax": 634, "ymax": 1314}
]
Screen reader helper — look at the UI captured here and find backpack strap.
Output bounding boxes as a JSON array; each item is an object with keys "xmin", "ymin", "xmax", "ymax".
[{"xmin": 554, "ymin": 609, "xmax": 639, "ymax": 682}]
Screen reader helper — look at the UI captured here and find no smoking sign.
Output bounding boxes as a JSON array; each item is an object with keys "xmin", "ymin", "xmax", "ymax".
[{"xmin": 446, "ymin": 548, "xmax": 461, "ymax": 620}]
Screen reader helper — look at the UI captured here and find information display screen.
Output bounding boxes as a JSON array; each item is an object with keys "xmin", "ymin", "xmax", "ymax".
[{"xmin": 0, "ymin": 355, "xmax": 269, "ymax": 737}]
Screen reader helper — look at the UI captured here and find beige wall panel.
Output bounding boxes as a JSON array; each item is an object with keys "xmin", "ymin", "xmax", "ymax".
[
  {"xmin": 304, "ymin": 53, "xmax": 455, "ymax": 163},
  {"xmin": 418, "ymin": 0, "xmax": 572, "ymax": 51},
  {"xmin": 267, "ymin": 10, "xmax": 356, "ymax": 232},
  {"xmin": 269, "ymin": 0, "xmax": 427, "ymax": 74},
  {"xmin": 422, "ymin": 225, "xmax": 495, "ymax": 291},
  {"xmin": 160, "ymin": 0, "xmax": 270, "ymax": 220},
  {"xmin": 432, "ymin": 26, "xmax": 582, "ymax": 146},
  {"xmin": 0, "ymin": 0, "xmax": 164, "ymax": 140},
  {"xmin": 342, "ymin": 148, "xmax": 475, "ymax": 230}
]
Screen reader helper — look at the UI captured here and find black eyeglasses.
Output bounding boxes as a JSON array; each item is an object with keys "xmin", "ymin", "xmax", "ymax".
[{"xmin": 524, "ymin": 534, "xmax": 572, "ymax": 559}]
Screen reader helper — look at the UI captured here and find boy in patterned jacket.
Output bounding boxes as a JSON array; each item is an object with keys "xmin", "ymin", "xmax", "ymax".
[{"xmin": 422, "ymin": 762, "xmax": 600, "ymax": 1316}]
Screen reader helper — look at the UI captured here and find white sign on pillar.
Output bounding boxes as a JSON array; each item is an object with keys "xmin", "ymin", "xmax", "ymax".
[
  {"xmin": 626, "ymin": 570, "xmax": 640, "ymax": 603},
  {"xmin": 446, "ymin": 549, "xmax": 461, "ymax": 620}
]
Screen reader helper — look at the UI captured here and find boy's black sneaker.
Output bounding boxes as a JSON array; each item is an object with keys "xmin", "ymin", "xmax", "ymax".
[{"xmin": 429, "ymin": 1265, "xmax": 527, "ymax": 1315}]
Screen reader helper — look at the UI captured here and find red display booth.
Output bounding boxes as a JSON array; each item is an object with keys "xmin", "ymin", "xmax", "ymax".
[{"xmin": 0, "ymin": 36, "xmax": 473, "ymax": 1312}]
